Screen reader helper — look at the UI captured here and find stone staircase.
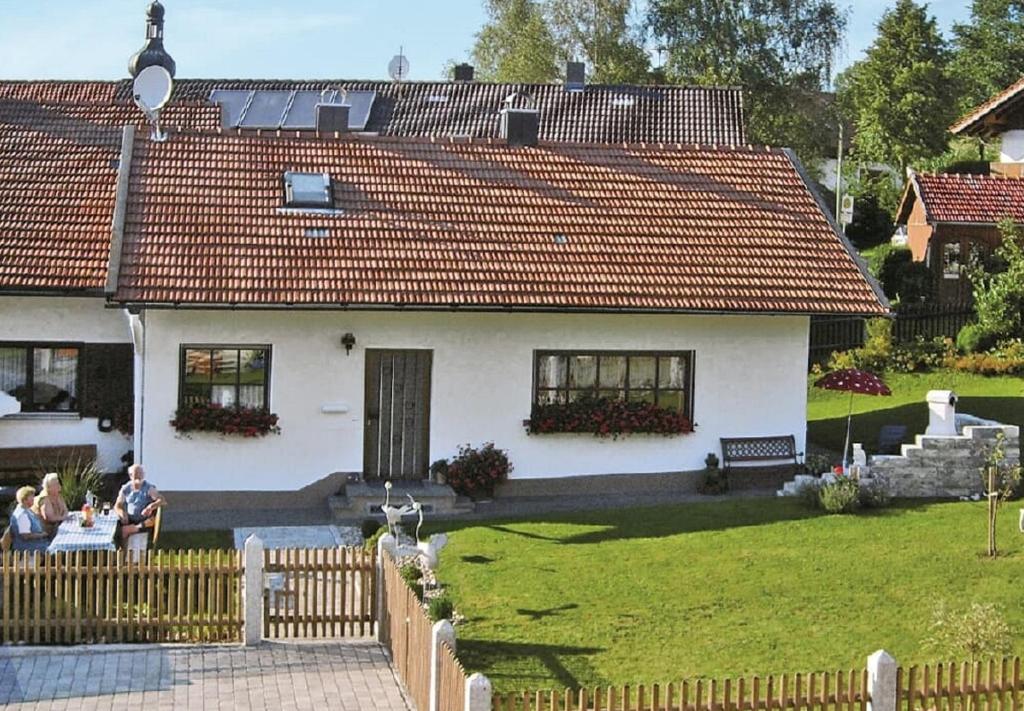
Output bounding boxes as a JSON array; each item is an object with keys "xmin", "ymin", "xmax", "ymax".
[{"xmin": 328, "ymin": 480, "xmax": 474, "ymax": 523}]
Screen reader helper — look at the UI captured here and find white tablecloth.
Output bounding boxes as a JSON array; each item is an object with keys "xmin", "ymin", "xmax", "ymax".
[{"xmin": 47, "ymin": 512, "xmax": 118, "ymax": 553}]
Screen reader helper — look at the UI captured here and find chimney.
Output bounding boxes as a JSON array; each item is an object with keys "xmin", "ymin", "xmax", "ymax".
[
  {"xmin": 565, "ymin": 61, "xmax": 585, "ymax": 92},
  {"xmin": 316, "ymin": 104, "xmax": 350, "ymax": 134},
  {"xmin": 454, "ymin": 63, "xmax": 475, "ymax": 82},
  {"xmin": 501, "ymin": 108, "xmax": 540, "ymax": 147}
]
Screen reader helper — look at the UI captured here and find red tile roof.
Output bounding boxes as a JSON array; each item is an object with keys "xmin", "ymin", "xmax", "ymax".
[
  {"xmin": 0, "ymin": 79, "xmax": 747, "ymax": 145},
  {"xmin": 898, "ymin": 171, "xmax": 1024, "ymax": 224},
  {"xmin": 950, "ymin": 76, "xmax": 1024, "ymax": 136},
  {"xmin": 113, "ymin": 133, "xmax": 885, "ymax": 315},
  {"xmin": 0, "ymin": 99, "xmax": 220, "ymax": 292}
]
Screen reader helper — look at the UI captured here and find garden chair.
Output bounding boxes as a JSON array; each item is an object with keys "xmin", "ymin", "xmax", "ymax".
[
  {"xmin": 0, "ymin": 526, "xmax": 11, "ymax": 553},
  {"xmin": 126, "ymin": 506, "xmax": 163, "ymax": 560},
  {"xmin": 877, "ymin": 425, "xmax": 907, "ymax": 455}
]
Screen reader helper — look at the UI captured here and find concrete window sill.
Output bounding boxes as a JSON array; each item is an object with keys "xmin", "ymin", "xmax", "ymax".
[{"xmin": 2, "ymin": 413, "xmax": 82, "ymax": 422}]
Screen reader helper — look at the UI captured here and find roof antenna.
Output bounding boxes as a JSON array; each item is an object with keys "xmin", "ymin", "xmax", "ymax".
[
  {"xmin": 388, "ymin": 48, "xmax": 411, "ymax": 97},
  {"xmin": 133, "ymin": 65, "xmax": 173, "ymax": 141}
]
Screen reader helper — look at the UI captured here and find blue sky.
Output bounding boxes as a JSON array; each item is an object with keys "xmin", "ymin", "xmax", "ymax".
[{"xmin": 0, "ymin": 1, "xmax": 972, "ymax": 82}]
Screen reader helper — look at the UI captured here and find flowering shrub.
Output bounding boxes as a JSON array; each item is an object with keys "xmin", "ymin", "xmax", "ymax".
[
  {"xmin": 442, "ymin": 442, "xmax": 513, "ymax": 499},
  {"xmin": 170, "ymin": 403, "xmax": 281, "ymax": 437},
  {"xmin": 527, "ymin": 398, "xmax": 693, "ymax": 437}
]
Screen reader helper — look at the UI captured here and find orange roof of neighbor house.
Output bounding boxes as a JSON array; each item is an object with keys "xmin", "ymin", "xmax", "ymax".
[
  {"xmin": 112, "ymin": 132, "xmax": 887, "ymax": 316},
  {"xmin": 950, "ymin": 75, "xmax": 1024, "ymax": 137},
  {"xmin": 0, "ymin": 98, "xmax": 221, "ymax": 293},
  {"xmin": 897, "ymin": 171, "xmax": 1024, "ymax": 225}
]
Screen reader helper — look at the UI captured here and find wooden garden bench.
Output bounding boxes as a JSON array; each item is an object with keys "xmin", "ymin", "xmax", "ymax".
[{"xmin": 720, "ymin": 435, "xmax": 800, "ymax": 474}]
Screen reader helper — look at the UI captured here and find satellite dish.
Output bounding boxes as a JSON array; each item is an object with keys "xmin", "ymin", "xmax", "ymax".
[
  {"xmin": 132, "ymin": 65, "xmax": 173, "ymax": 112},
  {"xmin": 388, "ymin": 54, "xmax": 411, "ymax": 82}
]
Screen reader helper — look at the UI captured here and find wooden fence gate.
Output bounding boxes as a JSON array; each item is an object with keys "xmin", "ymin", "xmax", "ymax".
[{"xmin": 262, "ymin": 547, "xmax": 376, "ymax": 639}]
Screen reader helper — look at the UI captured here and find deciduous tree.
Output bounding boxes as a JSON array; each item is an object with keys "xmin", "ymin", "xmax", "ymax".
[
  {"xmin": 472, "ymin": 0, "xmax": 560, "ymax": 83},
  {"xmin": 546, "ymin": 0, "xmax": 650, "ymax": 83},
  {"xmin": 647, "ymin": 0, "xmax": 845, "ymax": 163}
]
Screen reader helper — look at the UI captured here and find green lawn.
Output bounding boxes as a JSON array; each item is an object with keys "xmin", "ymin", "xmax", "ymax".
[
  {"xmin": 155, "ymin": 529, "xmax": 234, "ymax": 551},
  {"xmin": 807, "ymin": 371, "xmax": 1024, "ymax": 454},
  {"xmin": 437, "ymin": 498, "xmax": 1024, "ymax": 692}
]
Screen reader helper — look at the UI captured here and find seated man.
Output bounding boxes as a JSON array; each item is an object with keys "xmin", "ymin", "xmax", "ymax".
[
  {"xmin": 10, "ymin": 486, "xmax": 50, "ymax": 553},
  {"xmin": 114, "ymin": 464, "xmax": 165, "ymax": 541}
]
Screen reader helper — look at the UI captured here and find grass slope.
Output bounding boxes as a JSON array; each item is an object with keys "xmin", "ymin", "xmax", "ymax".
[
  {"xmin": 807, "ymin": 371, "xmax": 1024, "ymax": 453},
  {"xmin": 439, "ymin": 499, "xmax": 1024, "ymax": 691}
]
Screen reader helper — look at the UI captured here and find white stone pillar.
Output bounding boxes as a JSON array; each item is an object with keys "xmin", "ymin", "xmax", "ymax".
[
  {"xmin": 867, "ymin": 650, "xmax": 898, "ymax": 711},
  {"xmin": 243, "ymin": 534, "xmax": 264, "ymax": 646},
  {"xmin": 430, "ymin": 620, "xmax": 457, "ymax": 711},
  {"xmin": 377, "ymin": 533, "xmax": 397, "ymax": 642},
  {"xmin": 465, "ymin": 672, "xmax": 492, "ymax": 711}
]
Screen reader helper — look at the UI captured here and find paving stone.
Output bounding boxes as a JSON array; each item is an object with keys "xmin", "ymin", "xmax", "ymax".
[{"xmin": 0, "ymin": 641, "xmax": 410, "ymax": 711}]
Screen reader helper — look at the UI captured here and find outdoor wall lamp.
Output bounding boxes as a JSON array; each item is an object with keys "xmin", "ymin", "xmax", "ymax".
[{"xmin": 341, "ymin": 332, "xmax": 356, "ymax": 355}]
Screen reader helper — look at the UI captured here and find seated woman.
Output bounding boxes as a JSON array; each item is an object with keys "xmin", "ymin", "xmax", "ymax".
[
  {"xmin": 10, "ymin": 486, "xmax": 50, "ymax": 553},
  {"xmin": 33, "ymin": 472, "xmax": 70, "ymax": 535}
]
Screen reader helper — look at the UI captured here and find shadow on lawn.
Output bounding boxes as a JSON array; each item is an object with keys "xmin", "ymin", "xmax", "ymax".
[
  {"xmin": 446, "ymin": 499, "xmax": 938, "ymax": 546},
  {"xmin": 457, "ymin": 639, "xmax": 606, "ymax": 690},
  {"xmin": 808, "ymin": 397, "xmax": 1024, "ymax": 455}
]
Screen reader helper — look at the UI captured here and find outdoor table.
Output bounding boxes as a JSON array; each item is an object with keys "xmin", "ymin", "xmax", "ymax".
[{"xmin": 47, "ymin": 512, "xmax": 118, "ymax": 553}]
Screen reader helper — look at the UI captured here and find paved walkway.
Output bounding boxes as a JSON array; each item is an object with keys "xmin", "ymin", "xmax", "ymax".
[{"xmin": 0, "ymin": 640, "xmax": 411, "ymax": 710}]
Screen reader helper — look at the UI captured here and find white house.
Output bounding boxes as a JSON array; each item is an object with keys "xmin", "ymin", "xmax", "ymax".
[{"xmin": 1, "ymin": 72, "xmax": 887, "ymax": 510}]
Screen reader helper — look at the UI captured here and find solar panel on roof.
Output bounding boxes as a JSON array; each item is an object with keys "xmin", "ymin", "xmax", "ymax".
[
  {"xmin": 209, "ymin": 89, "xmax": 252, "ymax": 129},
  {"xmin": 211, "ymin": 88, "xmax": 376, "ymax": 131},
  {"xmin": 239, "ymin": 90, "xmax": 293, "ymax": 129},
  {"xmin": 345, "ymin": 91, "xmax": 376, "ymax": 130}
]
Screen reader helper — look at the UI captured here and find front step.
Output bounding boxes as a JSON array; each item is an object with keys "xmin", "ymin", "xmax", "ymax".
[{"xmin": 329, "ymin": 480, "xmax": 474, "ymax": 522}]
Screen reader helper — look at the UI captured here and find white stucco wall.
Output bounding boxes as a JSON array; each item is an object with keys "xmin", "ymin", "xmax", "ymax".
[
  {"xmin": 139, "ymin": 310, "xmax": 810, "ymax": 492},
  {"xmin": 1000, "ymin": 129, "xmax": 1024, "ymax": 163},
  {"xmin": 0, "ymin": 296, "xmax": 132, "ymax": 471}
]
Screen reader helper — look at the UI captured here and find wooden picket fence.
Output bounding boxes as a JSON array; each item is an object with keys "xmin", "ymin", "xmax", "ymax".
[
  {"xmin": 898, "ymin": 658, "xmax": 1022, "ymax": 711},
  {"xmin": 262, "ymin": 547, "xmax": 376, "ymax": 639},
  {"xmin": 439, "ymin": 638, "xmax": 468, "ymax": 711},
  {"xmin": 0, "ymin": 549, "xmax": 242, "ymax": 644},
  {"xmin": 380, "ymin": 549, "xmax": 435, "ymax": 711},
  {"xmin": 493, "ymin": 669, "xmax": 871, "ymax": 711}
]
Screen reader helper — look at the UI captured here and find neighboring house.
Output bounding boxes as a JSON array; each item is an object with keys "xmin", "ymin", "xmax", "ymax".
[
  {"xmin": 895, "ymin": 76, "xmax": 1024, "ymax": 303},
  {"xmin": 0, "ymin": 14, "xmax": 886, "ymax": 506},
  {"xmin": 896, "ymin": 171, "xmax": 1024, "ymax": 303}
]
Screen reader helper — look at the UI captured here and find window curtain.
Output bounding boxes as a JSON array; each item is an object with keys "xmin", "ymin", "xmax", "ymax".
[{"xmin": 0, "ymin": 348, "xmax": 27, "ymax": 407}]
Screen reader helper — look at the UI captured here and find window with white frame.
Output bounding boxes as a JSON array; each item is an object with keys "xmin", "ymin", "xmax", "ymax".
[{"xmin": 943, "ymin": 242, "xmax": 962, "ymax": 279}]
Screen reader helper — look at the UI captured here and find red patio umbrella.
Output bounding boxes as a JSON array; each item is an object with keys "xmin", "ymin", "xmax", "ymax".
[{"xmin": 814, "ymin": 368, "xmax": 892, "ymax": 473}]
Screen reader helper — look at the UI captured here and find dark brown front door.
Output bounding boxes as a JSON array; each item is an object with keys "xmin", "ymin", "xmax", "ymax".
[{"xmin": 363, "ymin": 349, "xmax": 432, "ymax": 481}]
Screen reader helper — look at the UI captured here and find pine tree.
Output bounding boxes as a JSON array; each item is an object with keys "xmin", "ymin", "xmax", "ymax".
[
  {"xmin": 838, "ymin": 0, "xmax": 954, "ymax": 169},
  {"xmin": 950, "ymin": 0, "xmax": 1024, "ymax": 114}
]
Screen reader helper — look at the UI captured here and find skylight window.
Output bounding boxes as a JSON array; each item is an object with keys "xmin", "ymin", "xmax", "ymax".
[{"xmin": 283, "ymin": 172, "xmax": 332, "ymax": 208}]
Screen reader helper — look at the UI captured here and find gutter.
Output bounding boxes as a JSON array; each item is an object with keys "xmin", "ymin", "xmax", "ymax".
[
  {"xmin": 105, "ymin": 125, "xmax": 135, "ymax": 296},
  {"xmin": 782, "ymin": 147, "xmax": 893, "ymax": 317},
  {"xmin": 104, "ymin": 300, "xmax": 889, "ymax": 319}
]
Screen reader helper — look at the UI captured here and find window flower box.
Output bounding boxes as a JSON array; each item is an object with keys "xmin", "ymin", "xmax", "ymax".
[
  {"xmin": 525, "ymin": 398, "xmax": 693, "ymax": 438},
  {"xmin": 170, "ymin": 403, "xmax": 281, "ymax": 438}
]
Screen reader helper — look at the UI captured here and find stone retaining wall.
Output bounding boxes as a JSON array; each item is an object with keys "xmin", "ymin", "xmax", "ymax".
[{"xmin": 868, "ymin": 425, "xmax": 1020, "ymax": 498}]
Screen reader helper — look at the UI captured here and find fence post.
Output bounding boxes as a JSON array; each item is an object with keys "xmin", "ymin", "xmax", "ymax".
[
  {"xmin": 243, "ymin": 534, "xmax": 264, "ymax": 646},
  {"xmin": 377, "ymin": 533, "xmax": 398, "ymax": 642},
  {"xmin": 465, "ymin": 672, "xmax": 492, "ymax": 711},
  {"xmin": 430, "ymin": 620, "xmax": 457, "ymax": 711},
  {"xmin": 867, "ymin": 650, "xmax": 898, "ymax": 711}
]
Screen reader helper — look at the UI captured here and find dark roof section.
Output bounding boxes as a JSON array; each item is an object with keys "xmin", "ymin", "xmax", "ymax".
[
  {"xmin": 0, "ymin": 78, "xmax": 747, "ymax": 145},
  {"xmin": 113, "ymin": 132, "xmax": 885, "ymax": 316},
  {"xmin": 897, "ymin": 170, "xmax": 1024, "ymax": 225}
]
